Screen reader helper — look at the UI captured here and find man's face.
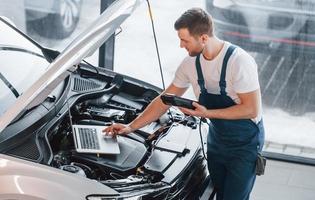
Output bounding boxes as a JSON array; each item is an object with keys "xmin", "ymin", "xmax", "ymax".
[{"xmin": 177, "ymin": 28, "xmax": 203, "ymax": 57}]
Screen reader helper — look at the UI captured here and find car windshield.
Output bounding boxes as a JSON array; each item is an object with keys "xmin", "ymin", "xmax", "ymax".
[{"xmin": 0, "ymin": 20, "xmax": 49, "ymax": 117}]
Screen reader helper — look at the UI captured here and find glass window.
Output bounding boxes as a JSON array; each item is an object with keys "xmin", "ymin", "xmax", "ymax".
[
  {"xmin": 115, "ymin": 0, "xmax": 204, "ymax": 98},
  {"xmin": 115, "ymin": 0, "xmax": 315, "ymax": 160},
  {"xmin": 0, "ymin": 0, "xmax": 101, "ymax": 65},
  {"xmin": 205, "ymin": 0, "xmax": 315, "ymax": 159}
]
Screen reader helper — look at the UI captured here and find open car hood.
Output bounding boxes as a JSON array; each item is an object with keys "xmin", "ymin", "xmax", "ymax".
[{"xmin": 0, "ymin": 0, "xmax": 142, "ymax": 133}]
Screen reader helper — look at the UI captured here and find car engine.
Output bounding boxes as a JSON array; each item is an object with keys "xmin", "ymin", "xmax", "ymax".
[{"xmin": 47, "ymin": 77, "xmax": 189, "ymax": 186}]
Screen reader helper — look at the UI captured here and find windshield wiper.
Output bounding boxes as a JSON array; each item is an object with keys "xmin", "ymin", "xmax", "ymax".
[
  {"xmin": 0, "ymin": 72, "xmax": 19, "ymax": 98},
  {"xmin": 0, "ymin": 17, "xmax": 60, "ymax": 63},
  {"xmin": 0, "ymin": 45, "xmax": 44, "ymax": 58},
  {"xmin": 0, "ymin": 45, "xmax": 48, "ymax": 98}
]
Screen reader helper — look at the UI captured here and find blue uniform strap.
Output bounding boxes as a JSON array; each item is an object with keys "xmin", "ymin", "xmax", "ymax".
[
  {"xmin": 219, "ymin": 45, "xmax": 236, "ymax": 95},
  {"xmin": 195, "ymin": 54, "xmax": 207, "ymax": 93}
]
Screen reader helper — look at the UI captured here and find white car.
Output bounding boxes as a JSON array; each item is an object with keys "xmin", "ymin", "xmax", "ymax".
[
  {"xmin": 206, "ymin": 0, "xmax": 315, "ymax": 56},
  {"xmin": 0, "ymin": 0, "xmax": 210, "ymax": 199}
]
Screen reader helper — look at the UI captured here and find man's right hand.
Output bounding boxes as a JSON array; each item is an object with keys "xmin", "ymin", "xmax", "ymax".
[{"xmin": 102, "ymin": 123, "xmax": 133, "ymax": 137}]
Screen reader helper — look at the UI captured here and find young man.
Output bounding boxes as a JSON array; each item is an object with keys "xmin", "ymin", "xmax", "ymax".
[{"xmin": 103, "ymin": 8, "xmax": 264, "ymax": 200}]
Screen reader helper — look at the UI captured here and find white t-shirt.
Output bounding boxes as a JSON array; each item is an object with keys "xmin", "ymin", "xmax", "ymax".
[{"xmin": 172, "ymin": 42, "xmax": 262, "ymax": 123}]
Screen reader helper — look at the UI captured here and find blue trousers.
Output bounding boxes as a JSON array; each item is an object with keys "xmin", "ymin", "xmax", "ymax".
[
  {"xmin": 207, "ymin": 152, "xmax": 256, "ymax": 200},
  {"xmin": 206, "ymin": 119, "xmax": 264, "ymax": 200}
]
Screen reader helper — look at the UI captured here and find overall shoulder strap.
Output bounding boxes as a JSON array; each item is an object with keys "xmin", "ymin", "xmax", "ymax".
[
  {"xmin": 195, "ymin": 54, "xmax": 207, "ymax": 93},
  {"xmin": 219, "ymin": 45, "xmax": 236, "ymax": 95}
]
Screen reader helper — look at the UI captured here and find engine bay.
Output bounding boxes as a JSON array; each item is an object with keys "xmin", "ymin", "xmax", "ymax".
[
  {"xmin": 46, "ymin": 74, "xmax": 200, "ymax": 191},
  {"xmin": 0, "ymin": 70, "xmax": 207, "ymax": 198}
]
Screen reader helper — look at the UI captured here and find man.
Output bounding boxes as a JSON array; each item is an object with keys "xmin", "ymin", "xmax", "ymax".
[{"xmin": 103, "ymin": 8, "xmax": 264, "ymax": 200}]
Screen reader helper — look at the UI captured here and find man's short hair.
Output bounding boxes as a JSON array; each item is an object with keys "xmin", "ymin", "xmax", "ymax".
[{"xmin": 174, "ymin": 8, "xmax": 213, "ymax": 37}]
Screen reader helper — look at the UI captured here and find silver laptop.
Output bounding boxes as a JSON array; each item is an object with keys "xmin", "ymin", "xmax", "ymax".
[{"xmin": 72, "ymin": 124, "xmax": 120, "ymax": 154}]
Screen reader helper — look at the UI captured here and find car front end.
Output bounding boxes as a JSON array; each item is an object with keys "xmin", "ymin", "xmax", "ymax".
[
  {"xmin": 0, "ymin": 65, "xmax": 209, "ymax": 199},
  {"xmin": 0, "ymin": 0, "xmax": 210, "ymax": 199}
]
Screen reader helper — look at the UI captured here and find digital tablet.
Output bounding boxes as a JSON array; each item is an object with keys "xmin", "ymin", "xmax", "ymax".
[{"xmin": 160, "ymin": 93, "xmax": 196, "ymax": 109}]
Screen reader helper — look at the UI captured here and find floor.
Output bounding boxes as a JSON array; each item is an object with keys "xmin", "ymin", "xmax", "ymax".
[{"xmin": 252, "ymin": 159, "xmax": 315, "ymax": 200}]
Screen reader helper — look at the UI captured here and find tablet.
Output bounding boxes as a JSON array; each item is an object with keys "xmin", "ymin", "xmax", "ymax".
[{"xmin": 160, "ymin": 93, "xmax": 196, "ymax": 109}]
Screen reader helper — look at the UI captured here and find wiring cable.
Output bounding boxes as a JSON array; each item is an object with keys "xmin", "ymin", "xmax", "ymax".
[{"xmin": 199, "ymin": 118, "xmax": 208, "ymax": 161}]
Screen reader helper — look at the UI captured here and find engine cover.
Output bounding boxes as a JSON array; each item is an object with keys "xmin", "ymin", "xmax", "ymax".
[{"xmin": 71, "ymin": 136, "xmax": 147, "ymax": 174}]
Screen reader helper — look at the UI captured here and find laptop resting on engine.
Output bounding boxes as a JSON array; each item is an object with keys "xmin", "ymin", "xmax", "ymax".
[{"xmin": 72, "ymin": 124, "xmax": 120, "ymax": 154}]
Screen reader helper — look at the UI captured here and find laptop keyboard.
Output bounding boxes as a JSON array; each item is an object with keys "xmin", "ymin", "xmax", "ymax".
[{"xmin": 78, "ymin": 128, "xmax": 100, "ymax": 150}]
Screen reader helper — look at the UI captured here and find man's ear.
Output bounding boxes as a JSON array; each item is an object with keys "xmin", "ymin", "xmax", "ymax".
[{"xmin": 201, "ymin": 34, "xmax": 208, "ymax": 44}]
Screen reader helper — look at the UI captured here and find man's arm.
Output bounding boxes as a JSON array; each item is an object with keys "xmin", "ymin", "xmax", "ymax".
[
  {"xmin": 128, "ymin": 83, "xmax": 188, "ymax": 130},
  {"xmin": 103, "ymin": 83, "xmax": 188, "ymax": 135},
  {"xmin": 181, "ymin": 89, "xmax": 261, "ymax": 120}
]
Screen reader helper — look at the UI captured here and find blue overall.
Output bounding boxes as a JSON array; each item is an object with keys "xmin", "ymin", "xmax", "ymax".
[{"xmin": 195, "ymin": 46, "xmax": 264, "ymax": 200}]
